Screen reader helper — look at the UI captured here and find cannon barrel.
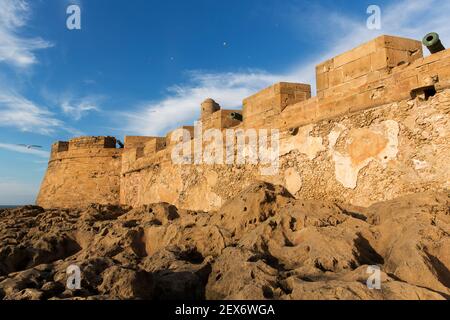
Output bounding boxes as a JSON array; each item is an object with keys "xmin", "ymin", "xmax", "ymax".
[
  {"xmin": 423, "ymin": 32, "xmax": 445, "ymax": 54},
  {"xmin": 229, "ymin": 112, "xmax": 243, "ymax": 121},
  {"xmin": 288, "ymin": 127, "xmax": 299, "ymax": 135}
]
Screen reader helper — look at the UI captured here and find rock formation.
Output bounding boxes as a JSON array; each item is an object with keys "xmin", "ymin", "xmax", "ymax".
[{"xmin": 1, "ymin": 183, "xmax": 449, "ymax": 300}]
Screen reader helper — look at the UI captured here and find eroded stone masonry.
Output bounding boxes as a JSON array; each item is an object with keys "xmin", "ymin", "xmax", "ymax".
[{"xmin": 37, "ymin": 35, "xmax": 450, "ymax": 210}]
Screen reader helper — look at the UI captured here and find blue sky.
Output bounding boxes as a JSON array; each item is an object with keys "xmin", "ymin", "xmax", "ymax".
[{"xmin": 0, "ymin": 0, "xmax": 449, "ymax": 205}]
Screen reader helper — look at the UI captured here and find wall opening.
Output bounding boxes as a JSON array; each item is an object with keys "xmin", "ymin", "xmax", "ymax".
[{"xmin": 410, "ymin": 85, "xmax": 437, "ymax": 101}]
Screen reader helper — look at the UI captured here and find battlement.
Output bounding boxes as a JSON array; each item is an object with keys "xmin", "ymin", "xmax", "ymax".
[
  {"xmin": 166, "ymin": 127, "xmax": 194, "ymax": 146},
  {"xmin": 69, "ymin": 136, "xmax": 117, "ymax": 149},
  {"xmin": 123, "ymin": 136, "xmax": 154, "ymax": 150},
  {"xmin": 38, "ymin": 34, "xmax": 450, "ymax": 210},
  {"xmin": 282, "ymin": 36, "xmax": 450, "ymax": 130},
  {"xmin": 49, "ymin": 136, "xmax": 120, "ymax": 161},
  {"xmin": 107, "ymin": 35, "xmax": 450, "ymax": 170},
  {"xmin": 51, "ymin": 141, "xmax": 69, "ymax": 154},
  {"xmin": 38, "ymin": 136, "xmax": 122, "ymax": 208},
  {"xmin": 243, "ymin": 82, "xmax": 311, "ymax": 128},
  {"xmin": 316, "ymin": 35, "xmax": 423, "ymax": 97}
]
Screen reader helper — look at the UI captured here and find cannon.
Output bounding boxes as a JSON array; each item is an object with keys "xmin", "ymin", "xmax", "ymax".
[
  {"xmin": 117, "ymin": 140, "xmax": 124, "ymax": 148},
  {"xmin": 422, "ymin": 32, "xmax": 445, "ymax": 54},
  {"xmin": 288, "ymin": 127, "xmax": 299, "ymax": 135},
  {"xmin": 229, "ymin": 112, "xmax": 243, "ymax": 121}
]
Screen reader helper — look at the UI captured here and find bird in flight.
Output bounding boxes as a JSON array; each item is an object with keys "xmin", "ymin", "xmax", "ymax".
[{"xmin": 17, "ymin": 144, "xmax": 43, "ymax": 150}]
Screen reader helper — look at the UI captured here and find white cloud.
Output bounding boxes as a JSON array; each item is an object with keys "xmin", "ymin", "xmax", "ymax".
[
  {"xmin": 122, "ymin": 70, "xmax": 285, "ymax": 135},
  {"xmin": 122, "ymin": 0, "xmax": 450, "ymax": 137},
  {"xmin": 60, "ymin": 96, "xmax": 101, "ymax": 121},
  {"xmin": 0, "ymin": 90, "xmax": 66, "ymax": 135},
  {"xmin": 0, "ymin": 0, "xmax": 52, "ymax": 68},
  {"xmin": 0, "ymin": 1, "xmax": 72, "ymax": 136},
  {"xmin": 0, "ymin": 142, "xmax": 49, "ymax": 158}
]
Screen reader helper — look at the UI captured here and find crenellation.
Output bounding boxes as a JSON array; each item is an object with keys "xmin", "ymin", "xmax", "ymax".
[
  {"xmin": 69, "ymin": 136, "xmax": 117, "ymax": 150},
  {"xmin": 166, "ymin": 127, "xmax": 194, "ymax": 145},
  {"xmin": 317, "ymin": 35, "xmax": 423, "ymax": 98},
  {"xmin": 124, "ymin": 136, "xmax": 154, "ymax": 149},
  {"xmin": 243, "ymin": 82, "xmax": 311, "ymax": 129},
  {"xmin": 51, "ymin": 141, "xmax": 69, "ymax": 153},
  {"xmin": 37, "ymin": 34, "xmax": 450, "ymax": 210},
  {"xmin": 202, "ymin": 109, "xmax": 242, "ymax": 131}
]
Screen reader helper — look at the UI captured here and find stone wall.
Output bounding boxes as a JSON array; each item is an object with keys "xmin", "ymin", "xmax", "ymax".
[
  {"xmin": 36, "ymin": 137, "xmax": 122, "ymax": 208},
  {"xmin": 37, "ymin": 34, "xmax": 450, "ymax": 210},
  {"xmin": 119, "ymin": 89, "xmax": 450, "ymax": 210}
]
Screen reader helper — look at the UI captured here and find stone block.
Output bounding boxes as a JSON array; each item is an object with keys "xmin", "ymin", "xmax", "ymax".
[
  {"xmin": 316, "ymin": 35, "xmax": 423, "ymax": 96},
  {"xmin": 243, "ymin": 82, "xmax": 311, "ymax": 126},
  {"xmin": 144, "ymin": 137, "xmax": 167, "ymax": 155},
  {"xmin": 69, "ymin": 136, "xmax": 117, "ymax": 150},
  {"xmin": 124, "ymin": 136, "xmax": 155, "ymax": 149},
  {"xmin": 166, "ymin": 126, "xmax": 195, "ymax": 145},
  {"xmin": 51, "ymin": 141, "xmax": 69, "ymax": 153},
  {"xmin": 202, "ymin": 110, "xmax": 242, "ymax": 131}
]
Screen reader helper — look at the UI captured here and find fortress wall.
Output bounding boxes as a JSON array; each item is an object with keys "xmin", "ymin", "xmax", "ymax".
[
  {"xmin": 36, "ymin": 137, "xmax": 122, "ymax": 208},
  {"xmin": 316, "ymin": 35, "xmax": 423, "ymax": 98},
  {"xmin": 38, "ymin": 35, "xmax": 450, "ymax": 210},
  {"xmin": 166, "ymin": 127, "xmax": 194, "ymax": 146},
  {"xmin": 124, "ymin": 136, "xmax": 155, "ymax": 150},
  {"xmin": 119, "ymin": 36, "xmax": 450, "ymax": 211},
  {"xmin": 202, "ymin": 110, "xmax": 242, "ymax": 131},
  {"xmin": 281, "ymin": 39, "xmax": 450, "ymax": 130},
  {"xmin": 120, "ymin": 88, "xmax": 450, "ymax": 211},
  {"xmin": 243, "ymin": 82, "xmax": 311, "ymax": 129}
]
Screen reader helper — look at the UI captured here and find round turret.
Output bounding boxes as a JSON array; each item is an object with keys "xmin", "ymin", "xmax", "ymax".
[{"xmin": 201, "ymin": 98, "xmax": 220, "ymax": 118}]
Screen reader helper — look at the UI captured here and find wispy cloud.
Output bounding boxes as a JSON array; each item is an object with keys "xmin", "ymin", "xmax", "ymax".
[
  {"xmin": 121, "ymin": 0, "xmax": 450, "ymax": 137},
  {"xmin": 60, "ymin": 95, "xmax": 102, "ymax": 121},
  {"xmin": 40, "ymin": 87, "xmax": 103, "ymax": 121},
  {"xmin": 0, "ymin": 1, "xmax": 86, "ymax": 137},
  {"xmin": 0, "ymin": 90, "xmax": 65, "ymax": 135},
  {"xmin": 122, "ymin": 70, "xmax": 285, "ymax": 135},
  {"xmin": 0, "ymin": 142, "xmax": 49, "ymax": 158},
  {"xmin": 0, "ymin": 0, "xmax": 52, "ymax": 68}
]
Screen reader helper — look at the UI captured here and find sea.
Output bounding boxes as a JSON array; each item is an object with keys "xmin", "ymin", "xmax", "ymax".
[{"xmin": 0, "ymin": 205, "xmax": 20, "ymax": 209}]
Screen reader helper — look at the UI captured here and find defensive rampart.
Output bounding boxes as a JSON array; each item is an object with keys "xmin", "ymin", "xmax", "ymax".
[
  {"xmin": 37, "ymin": 35, "xmax": 450, "ymax": 209},
  {"xmin": 36, "ymin": 137, "xmax": 122, "ymax": 208}
]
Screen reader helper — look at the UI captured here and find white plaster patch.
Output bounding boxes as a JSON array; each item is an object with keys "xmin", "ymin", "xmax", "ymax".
[
  {"xmin": 281, "ymin": 124, "xmax": 326, "ymax": 160},
  {"xmin": 328, "ymin": 124, "xmax": 347, "ymax": 149},
  {"xmin": 376, "ymin": 120, "xmax": 400, "ymax": 167},
  {"xmin": 332, "ymin": 153, "xmax": 373, "ymax": 189},
  {"xmin": 329, "ymin": 121, "xmax": 400, "ymax": 189},
  {"xmin": 284, "ymin": 167, "xmax": 302, "ymax": 195},
  {"xmin": 412, "ymin": 159, "xmax": 429, "ymax": 170}
]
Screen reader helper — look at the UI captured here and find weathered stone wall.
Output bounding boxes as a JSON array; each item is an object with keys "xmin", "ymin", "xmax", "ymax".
[
  {"xmin": 37, "ymin": 35, "xmax": 450, "ymax": 210},
  {"xmin": 36, "ymin": 137, "xmax": 122, "ymax": 208},
  {"xmin": 119, "ymin": 89, "xmax": 450, "ymax": 210}
]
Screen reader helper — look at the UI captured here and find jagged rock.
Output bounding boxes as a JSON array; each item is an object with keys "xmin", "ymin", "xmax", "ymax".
[
  {"xmin": 210, "ymin": 182, "xmax": 294, "ymax": 239},
  {"xmin": 283, "ymin": 277, "xmax": 446, "ymax": 300},
  {"xmin": 124, "ymin": 203, "xmax": 180, "ymax": 226},
  {"xmin": 0, "ymin": 182, "xmax": 448, "ymax": 300},
  {"xmin": 98, "ymin": 266, "xmax": 153, "ymax": 299},
  {"xmin": 141, "ymin": 247, "xmax": 213, "ymax": 300},
  {"xmin": 363, "ymin": 192, "xmax": 450, "ymax": 295},
  {"xmin": 206, "ymin": 247, "xmax": 280, "ymax": 300},
  {"xmin": 6, "ymin": 288, "xmax": 44, "ymax": 300}
]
